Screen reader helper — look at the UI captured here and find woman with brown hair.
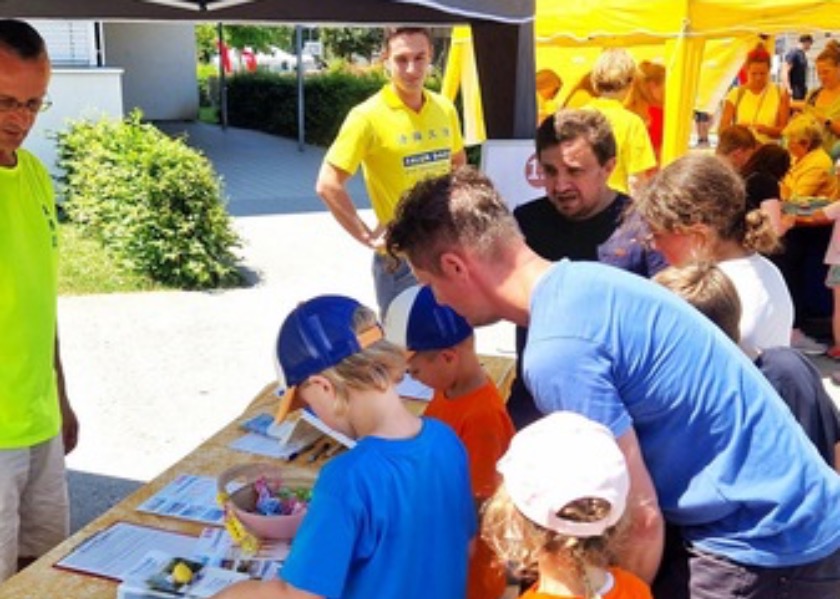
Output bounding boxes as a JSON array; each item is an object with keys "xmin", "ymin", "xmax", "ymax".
[
  {"xmin": 634, "ymin": 153, "xmax": 793, "ymax": 357},
  {"xmin": 720, "ymin": 44, "xmax": 791, "ymax": 144}
]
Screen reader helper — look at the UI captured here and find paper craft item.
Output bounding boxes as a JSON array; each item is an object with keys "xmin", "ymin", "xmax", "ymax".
[
  {"xmin": 116, "ymin": 551, "xmax": 248, "ymax": 599},
  {"xmin": 54, "ymin": 522, "xmax": 197, "ymax": 581},
  {"xmin": 136, "ymin": 475, "xmax": 225, "ymax": 526}
]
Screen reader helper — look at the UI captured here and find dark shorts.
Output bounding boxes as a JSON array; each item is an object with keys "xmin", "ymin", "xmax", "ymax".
[{"xmin": 653, "ymin": 525, "xmax": 840, "ymax": 599}]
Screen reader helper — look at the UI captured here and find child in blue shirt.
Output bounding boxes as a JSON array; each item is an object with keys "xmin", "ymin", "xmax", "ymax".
[{"xmin": 212, "ymin": 295, "xmax": 475, "ymax": 599}]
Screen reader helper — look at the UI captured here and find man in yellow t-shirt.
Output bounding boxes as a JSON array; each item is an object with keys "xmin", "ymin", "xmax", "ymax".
[
  {"xmin": 585, "ymin": 49, "xmax": 656, "ymax": 195},
  {"xmin": 315, "ymin": 27, "xmax": 465, "ymax": 314},
  {"xmin": 0, "ymin": 20, "xmax": 78, "ymax": 583}
]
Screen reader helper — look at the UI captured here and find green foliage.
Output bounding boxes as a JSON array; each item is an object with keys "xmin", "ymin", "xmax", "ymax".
[
  {"xmin": 226, "ymin": 70, "xmax": 386, "ymax": 146},
  {"xmin": 195, "ymin": 24, "xmax": 217, "ymax": 63},
  {"xmin": 195, "ymin": 23, "xmax": 294, "ymax": 61},
  {"xmin": 225, "ymin": 25, "xmax": 294, "ymax": 53},
  {"xmin": 320, "ymin": 27, "xmax": 383, "ymax": 61},
  {"xmin": 56, "ymin": 111, "xmax": 242, "ymax": 290},
  {"xmin": 58, "ymin": 221, "xmax": 167, "ymax": 295},
  {"xmin": 197, "ymin": 62, "xmax": 218, "ymax": 107}
]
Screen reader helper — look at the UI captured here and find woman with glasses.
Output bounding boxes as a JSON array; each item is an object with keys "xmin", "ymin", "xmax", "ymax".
[{"xmin": 634, "ymin": 153, "xmax": 793, "ymax": 358}]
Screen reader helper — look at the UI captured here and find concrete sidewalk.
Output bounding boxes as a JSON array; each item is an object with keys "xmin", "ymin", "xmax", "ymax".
[{"xmin": 61, "ymin": 122, "xmax": 514, "ymax": 531}]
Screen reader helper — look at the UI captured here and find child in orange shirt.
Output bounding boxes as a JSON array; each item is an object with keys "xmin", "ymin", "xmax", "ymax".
[{"xmin": 385, "ymin": 285, "xmax": 515, "ymax": 599}]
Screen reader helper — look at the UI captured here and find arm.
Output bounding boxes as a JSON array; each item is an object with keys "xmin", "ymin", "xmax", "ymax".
[
  {"xmin": 781, "ymin": 57, "xmax": 793, "ymax": 95},
  {"xmin": 614, "ymin": 427, "xmax": 665, "ymax": 584},
  {"xmin": 55, "ymin": 334, "xmax": 78, "ymax": 454},
  {"xmin": 759, "ymin": 199, "xmax": 794, "ymax": 235},
  {"xmin": 315, "ymin": 162, "xmax": 378, "ymax": 249},
  {"xmin": 211, "ymin": 579, "xmax": 321, "ymax": 599},
  {"xmin": 451, "ymin": 149, "xmax": 467, "ymax": 168}
]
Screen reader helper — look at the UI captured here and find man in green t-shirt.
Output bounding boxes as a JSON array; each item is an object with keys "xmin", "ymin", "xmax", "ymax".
[
  {"xmin": 0, "ymin": 19, "xmax": 78, "ymax": 582},
  {"xmin": 315, "ymin": 27, "xmax": 465, "ymax": 315}
]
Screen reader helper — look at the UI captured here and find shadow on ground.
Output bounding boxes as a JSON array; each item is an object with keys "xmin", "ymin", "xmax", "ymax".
[{"xmin": 68, "ymin": 470, "xmax": 143, "ymax": 534}]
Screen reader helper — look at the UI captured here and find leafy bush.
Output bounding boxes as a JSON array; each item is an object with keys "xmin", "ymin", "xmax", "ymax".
[
  {"xmin": 197, "ymin": 62, "xmax": 217, "ymax": 107},
  {"xmin": 56, "ymin": 111, "xmax": 242, "ymax": 290}
]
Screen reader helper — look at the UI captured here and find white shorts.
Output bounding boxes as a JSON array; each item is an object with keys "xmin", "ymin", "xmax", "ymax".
[{"xmin": 0, "ymin": 435, "xmax": 69, "ymax": 582}]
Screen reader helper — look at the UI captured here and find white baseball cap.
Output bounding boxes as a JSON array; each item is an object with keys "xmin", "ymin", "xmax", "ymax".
[{"xmin": 497, "ymin": 411, "xmax": 630, "ymax": 538}]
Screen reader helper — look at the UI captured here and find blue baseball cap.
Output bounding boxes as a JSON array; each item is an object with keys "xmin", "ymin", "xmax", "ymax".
[
  {"xmin": 274, "ymin": 295, "xmax": 383, "ymax": 422},
  {"xmin": 383, "ymin": 285, "xmax": 473, "ymax": 353}
]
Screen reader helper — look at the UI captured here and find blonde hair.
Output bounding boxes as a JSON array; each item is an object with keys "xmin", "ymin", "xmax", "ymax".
[
  {"xmin": 654, "ymin": 263, "xmax": 742, "ymax": 342},
  {"xmin": 318, "ymin": 304, "xmax": 406, "ymax": 405},
  {"xmin": 591, "ymin": 49, "xmax": 636, "ymax": 95},
  {"xmin": 482, "ymin": 484, "xmax": 626, "ymax": 598},
  {"xmin": 784, "ymin": 113, "xmax": 825, "ymax": 151},
  {"xmin": 635, "ymin": 154, "xmax": 781, "ymax": 255},
  {"xmin": 625, "ymin": 60, "xmax": 666, "ymax": 120}
]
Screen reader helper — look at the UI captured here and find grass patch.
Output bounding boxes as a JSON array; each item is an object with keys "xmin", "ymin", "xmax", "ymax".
[
  {"xmin": 58, "ymin": 221, "xmax": 168, "ymax": 296},
  {"xmin": 198, "ymin": 106, "xmax": 218, "ymax": 124}
]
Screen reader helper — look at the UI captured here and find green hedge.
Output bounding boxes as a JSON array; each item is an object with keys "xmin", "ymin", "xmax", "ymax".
[
  {"xmin": 226, "ymin": 70, "xmax": 388, "ymax": 147},
  {"xmin": 56, "ymin": 111, "xmax": 242, "ymax": 290}
]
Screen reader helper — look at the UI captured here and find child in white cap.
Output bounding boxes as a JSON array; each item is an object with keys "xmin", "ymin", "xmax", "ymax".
[
  {"xmin": 384, "ymin": 285, "xmax": 515, "ymax": 599},
  {"xmin": 482, "ymin": 411, "xmax": 651, "ymax": 599},
  {"xmin": 212, "ymin": 295, "xmax": 475, "ymax": 599}
]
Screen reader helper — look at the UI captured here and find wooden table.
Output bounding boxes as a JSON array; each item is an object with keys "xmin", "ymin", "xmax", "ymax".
[{"xmin": 0, "ymin": 355, "xmax": 514, "ymax": 599}]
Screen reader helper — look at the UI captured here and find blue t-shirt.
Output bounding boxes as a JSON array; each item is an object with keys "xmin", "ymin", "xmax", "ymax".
[
  {"xmin": 282, "ymin": 418, "xmax": 475, "ymax": 598},
  {"xmin": 525, "ymin": 260, "xmax": 840, "ymax": 567}
]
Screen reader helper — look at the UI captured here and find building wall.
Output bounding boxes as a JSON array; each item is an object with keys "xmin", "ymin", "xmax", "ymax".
[
  {"xmin": 24, "ymin": 20, "xmax": 124, "ymax": 174},
  {"xmin": 102, "ymin": 22, "xmax": 199, "ymax": 120}
]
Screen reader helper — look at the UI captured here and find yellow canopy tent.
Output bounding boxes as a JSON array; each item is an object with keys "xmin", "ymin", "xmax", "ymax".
[{"xmin": 444, "ymin": 0, "xmax": 840, "ymax": 164}]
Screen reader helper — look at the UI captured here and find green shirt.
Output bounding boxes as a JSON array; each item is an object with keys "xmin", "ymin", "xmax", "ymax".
[{"xmin": 0, "ymin": 149, "xmax": 60, "ymax": 448}]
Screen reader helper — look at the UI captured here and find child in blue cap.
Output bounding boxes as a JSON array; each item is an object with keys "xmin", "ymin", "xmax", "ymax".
[
  {"xmin": 212, "ymin": 295, "xmax": 475, "ymax": 599},
  {"xmin": 385, "ymin": 285, "xmax": 515, "ymax": 599}
]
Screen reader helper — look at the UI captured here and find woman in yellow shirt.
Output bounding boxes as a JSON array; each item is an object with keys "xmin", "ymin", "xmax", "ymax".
[{"xmin": 720, "ymin": 45, "xmax": 791, "ymax": 145}]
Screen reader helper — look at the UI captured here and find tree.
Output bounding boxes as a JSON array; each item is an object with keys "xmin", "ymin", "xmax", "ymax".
[
  {"xmin": 194, "ymin": 24, "xmax": 294, "ymax": 62},
  {"xmin": 320, "ymin": 27, "xmax": 383, "ymax": 62}
]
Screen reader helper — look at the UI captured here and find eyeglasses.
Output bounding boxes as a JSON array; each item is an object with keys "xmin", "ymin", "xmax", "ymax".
[{"xmin": 0, "ymin": 95, "xmax": 52, "ymax": 114}]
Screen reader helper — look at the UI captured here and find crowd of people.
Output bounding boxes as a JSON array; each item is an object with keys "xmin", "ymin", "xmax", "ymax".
[{"xmin": 4, "ymin": 16, "xmax": 840, "ymax": 599}]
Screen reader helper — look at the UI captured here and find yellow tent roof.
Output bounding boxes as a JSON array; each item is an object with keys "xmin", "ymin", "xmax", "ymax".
[{"xmin": 445, "ymin": 0, "xmax": 840, "ymax": 163}]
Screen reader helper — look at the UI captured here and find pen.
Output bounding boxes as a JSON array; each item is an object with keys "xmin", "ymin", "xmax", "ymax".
[
  {"xmin": 286, "ymin": 438, "xmax": 319, "ymax": 462},
  {"xmin": 323, "ymin": 443, "xmax": 344, "ymax": 460},
  {"xmin": 307, "ymin": 442, "xmax": 331, "ymax": 463}
]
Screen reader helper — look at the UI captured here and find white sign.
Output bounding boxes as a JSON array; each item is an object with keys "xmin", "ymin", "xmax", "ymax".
[{"xmin": 479, "ymin": 139, "xmax": 544, "ymax": 210}]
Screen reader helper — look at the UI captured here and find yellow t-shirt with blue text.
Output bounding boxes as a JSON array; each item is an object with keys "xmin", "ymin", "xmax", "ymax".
[
  {"xmin": 325, "ymin": 84, "xmax": 464, "ymax": 225},
  {"xmin": 586, "ymin": 96, "xmax": 656, "ymax": 195},
  {"xmin": 0, "ymin": 149, "xmax": 60, "ymax": 448}
]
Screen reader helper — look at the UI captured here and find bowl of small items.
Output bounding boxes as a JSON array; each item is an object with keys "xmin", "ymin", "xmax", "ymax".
[{"xmin": 217, "ymin": 463, "xmax": 315, "ymax": 542}]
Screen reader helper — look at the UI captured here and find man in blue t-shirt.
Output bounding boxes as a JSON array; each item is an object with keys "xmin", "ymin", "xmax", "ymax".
[
  {"xmin": 386, "ymin": 167, "xmax": 840, "ymax": 599},
  {"xmin": 782, "ymin": 34, "xmax": 814, "ymax": 101}
]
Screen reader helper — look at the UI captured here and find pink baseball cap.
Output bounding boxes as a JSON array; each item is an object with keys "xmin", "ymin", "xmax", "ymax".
[{"xmin": 497, "ymin": 411, "xmax": 630, "ymax": 538}]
